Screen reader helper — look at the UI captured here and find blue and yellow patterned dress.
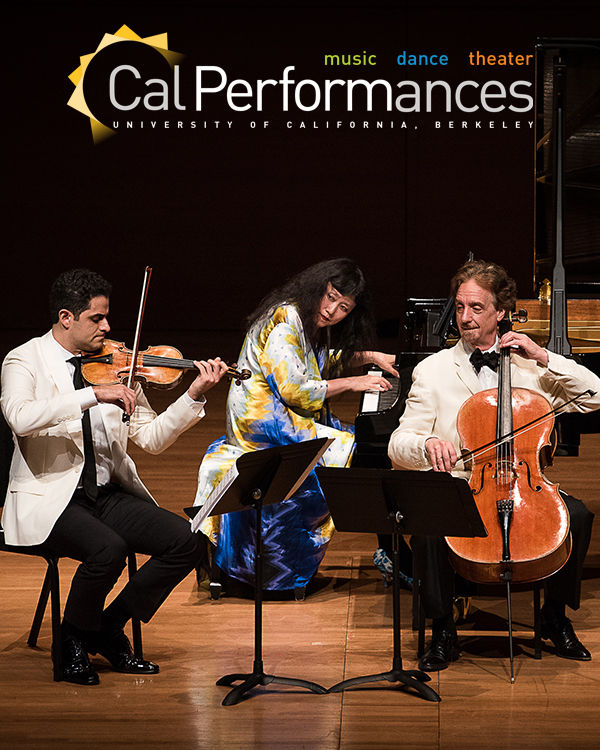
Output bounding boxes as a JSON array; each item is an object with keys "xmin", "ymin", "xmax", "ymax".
[{"xmin": 194, "ymin": 304, "xmax": 355, "ymax": 590}]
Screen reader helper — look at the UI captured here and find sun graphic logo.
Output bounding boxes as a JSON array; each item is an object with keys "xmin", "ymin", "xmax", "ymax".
[{"xmin": 67, "ymin": 25, "xmax": 184, "ymax": 144}]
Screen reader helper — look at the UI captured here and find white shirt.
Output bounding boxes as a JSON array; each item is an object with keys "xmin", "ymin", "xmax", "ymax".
[
  {"xmin": 51, "ymin": 335, "xmax": 205, "ymax": 488},
  {"xmin": 52, "ymin": 337, "xmax": 115, "ymax": 486},
  {"xmin": 463, "ymin": 338, "xmax": 500, "ymax": 391}
]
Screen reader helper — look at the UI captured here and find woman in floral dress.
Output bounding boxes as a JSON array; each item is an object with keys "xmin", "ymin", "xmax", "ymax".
[{"xmin": 194, "ymin": 258, "xmax": 395, "ymax": 592}]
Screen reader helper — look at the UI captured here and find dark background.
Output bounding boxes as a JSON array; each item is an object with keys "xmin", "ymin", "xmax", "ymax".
[{"xmin": 4, "ymin": 0, "xmax": 600, "ymax": 360}]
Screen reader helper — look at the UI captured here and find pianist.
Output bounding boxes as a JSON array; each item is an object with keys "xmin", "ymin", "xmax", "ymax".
[
  {"xmin": 388, "ymin": 259, "xmax": 600, "ymax": 670},
  {"xmin": 194, "ymin": 258, "xmax": 396, "ymax": 594}
]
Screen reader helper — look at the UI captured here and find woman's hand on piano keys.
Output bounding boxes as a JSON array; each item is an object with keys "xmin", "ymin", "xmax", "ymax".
[
  {"xmin": 325, "ymin": 373, "xmax": 393, "ymax": 398},
  {"xmin": 354, "ymin": 351, "xmax": 399, "ymax": 377}
]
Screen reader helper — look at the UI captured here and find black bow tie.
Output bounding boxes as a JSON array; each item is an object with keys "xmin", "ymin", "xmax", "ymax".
[{"xmin": 469, "ymin": 348, "xmax": 499, "ymax": 373}]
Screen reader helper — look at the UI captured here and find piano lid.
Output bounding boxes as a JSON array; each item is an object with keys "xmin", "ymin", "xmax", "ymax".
[{"xmin": 512, "ymin": 298, "xmax": 600, "ymax": 353}]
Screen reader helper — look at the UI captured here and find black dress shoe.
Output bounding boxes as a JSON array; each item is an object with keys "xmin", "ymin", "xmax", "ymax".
[
  {"xmin": 418, "ymin": 629, "xmax": 461, "ymax": 672},
  {"xmin": 541, "ymin": 609, "xmax": 591, "ymax": 661},
  {"xmin": 88, "ymin": 629, "xmax": 160, "ymax": 674},
  {"xmin": 59, "ymin": 634, "xmax": 100, "ymax": 685}
]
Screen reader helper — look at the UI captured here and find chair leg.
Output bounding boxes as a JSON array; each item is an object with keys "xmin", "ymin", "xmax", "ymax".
[
  {"xmin": 205, "ymin": 539, "xmax": 222, "ymax": 600},
  {"xmin": 412, "ymin": 560, "xmax": 427, "ymax": 658},
  {"xmin": 41, "ymin": 557, "xmax": 64, "ymax": 682},
  {"xmin": 28, "ymin": 566, "xmax": 52, "ymax": 649},
  {"xmin": 533, "ymin": 583, "xmax": 542, "ymax": 659},
  {"xmin": 127, "ymin": 553, "xmax": 144, "ymax": 660},
  {"xmin": 25, "ymin": 551, "xmax": 143, "ymax": 676},
  {"xmin": 19, "ymin": 553, "xmax": 62, "ymax": 680}
]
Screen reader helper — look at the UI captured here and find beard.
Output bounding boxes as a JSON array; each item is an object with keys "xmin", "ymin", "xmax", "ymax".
[{"xmin": 459, "ymin": 326, "xmax": 480, "ymax": 342}]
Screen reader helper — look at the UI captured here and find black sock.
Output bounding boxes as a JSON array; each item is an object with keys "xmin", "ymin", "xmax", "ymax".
[
  {"xmin": 101, "ymin": 598, "xmax": 132, "ymax": 634},
  {"xmin": 543, "ymin": 598, "xmax": 566, "ymax": 620},
  {"xmin": 62, "ymin": 619, "xmax": 97, "ymax": 644},
  {"xmin": 432, "ymin": 614, "xmax": 455, "ymax": 635}
]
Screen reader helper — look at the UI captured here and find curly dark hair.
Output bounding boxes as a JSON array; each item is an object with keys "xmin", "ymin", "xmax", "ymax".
[
  {"xmin": 450, "ymin": 259, "xmax": 517, "ymax": 313},
  {"xmin": 246, "ymin": 258, "xmax": 376, "ymax": 375},
  {"xmin": 49, "ymin": 269, "xmax": 112, "ymax": 323}
]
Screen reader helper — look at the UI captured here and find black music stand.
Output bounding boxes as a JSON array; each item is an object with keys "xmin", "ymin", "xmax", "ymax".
[
  {"xmin": 316, "ymin": 467, "xmax": 486, "ymax": 702},
  {"xmin": 190, "ymin": 438, "xmax": 332, "ymax": 706}
]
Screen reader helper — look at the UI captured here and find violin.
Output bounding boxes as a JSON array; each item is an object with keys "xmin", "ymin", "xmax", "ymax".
[
  {"xmin": 81, "ymin": 339, "xmax": 251, "ymax": 390},
  {"xmin": 445, "ymin": 315, "xmax": 571, "ymax": 585}
]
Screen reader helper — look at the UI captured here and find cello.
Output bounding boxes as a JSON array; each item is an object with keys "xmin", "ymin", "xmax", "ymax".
[
  {"xmin": 445, "ymin": 314, "xmax": 572, "ymax": 681},
  {"xmin": 446, "ymin": 315, "xmax": 572, "ymax": 585}
]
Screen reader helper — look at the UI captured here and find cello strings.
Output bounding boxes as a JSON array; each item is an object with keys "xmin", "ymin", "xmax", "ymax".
[{"xmin": 458, "ymin": 390, "xmax": 595, "ymax": 467}]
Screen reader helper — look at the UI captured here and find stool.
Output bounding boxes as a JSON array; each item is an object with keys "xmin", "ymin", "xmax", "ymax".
[
  {"xmin": 1, "ymin": 530, "xmax": 143, "ymax": 681},
  {"xmin": 412, "ymin": 561, "xmax": 543, "ymax": 660}
]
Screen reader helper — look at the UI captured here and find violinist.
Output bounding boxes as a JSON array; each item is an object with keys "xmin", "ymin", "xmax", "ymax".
[
  {"xmin": 1, "ymin": 268, "xmax": 229, "ymax": 685},
  {"xmin": 388, "ymin": 259, "xmax": 600, "ymax": 672}
]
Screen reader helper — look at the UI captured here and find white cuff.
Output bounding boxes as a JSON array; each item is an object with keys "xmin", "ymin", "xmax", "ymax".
[
  {"xmin": 184, "ymin": 390, "xmax": 206, "ymax": 414},
  {"xmin": 78, "ymin": 386, "xmax": 98, "ymax": 411}
]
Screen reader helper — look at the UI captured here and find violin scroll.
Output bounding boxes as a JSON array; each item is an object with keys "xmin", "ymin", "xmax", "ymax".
[{"xmin": 227, "ymin": 365, "xmax": 251, "ymax": 386}]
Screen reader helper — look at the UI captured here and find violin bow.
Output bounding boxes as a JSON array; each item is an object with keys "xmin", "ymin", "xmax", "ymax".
[
  {"xmin": 458, "ymin": 389, "xmax": 596, "ymax": 466},
  {"xmin": 123, "ymin": 266, "xmax": 153, "ymax": 423}
]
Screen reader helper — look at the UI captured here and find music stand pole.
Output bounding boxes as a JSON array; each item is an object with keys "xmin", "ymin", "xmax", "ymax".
[
  {"xmin": 201, "ymin": 442, "xmax": 332, "ymax": 706},
  {"xmin": 217, "ymin": 481, "xmax": 328, "ymax": 705},
  {"xmin": 329, "ymin": 515, "xmax": 440, "ymax": 702},
  {"xmin": 316, "ymin": 466, "xmax": 485, "ymax": 702}
]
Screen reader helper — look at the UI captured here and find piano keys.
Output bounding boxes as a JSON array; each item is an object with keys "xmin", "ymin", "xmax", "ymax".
[
  {"xmin": 353, "ymin": 353, "xmax": 431, "ymax": 469},
  {"xmin": 360, "ymin": 371, "xmax": 401, "ymax": 414}
]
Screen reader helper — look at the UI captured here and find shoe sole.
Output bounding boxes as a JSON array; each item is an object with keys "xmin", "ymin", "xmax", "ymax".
[{"xmin": 61, "ymin": 674, "xmax": 100, "ymax": 685}]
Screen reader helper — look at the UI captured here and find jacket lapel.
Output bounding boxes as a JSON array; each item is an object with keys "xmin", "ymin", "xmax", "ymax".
[
  {"xmin": 40, "ymin": 331, "xmax": 85, "ymax": 449},
  {"xmin": 40, "ymin": 331, "xmax": 75, "ymax": 395},
  {"xmin": 454, "ymin": 339, "xmax": 481, "ymax": 395}
]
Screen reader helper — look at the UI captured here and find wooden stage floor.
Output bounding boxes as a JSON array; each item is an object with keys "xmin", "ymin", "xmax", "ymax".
[{"xmin": 1, "ymin": 378, "xmax": 599, "ymax": 750}]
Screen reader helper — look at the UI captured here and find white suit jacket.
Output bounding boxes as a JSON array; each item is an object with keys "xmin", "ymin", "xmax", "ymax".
[
  {"xmin": 388, "ymin": 338, "xmax": 600, "ymax": 478},
  {"xmin": 1, "ymin": 331, "xmax": 205, "ymax": 546}
]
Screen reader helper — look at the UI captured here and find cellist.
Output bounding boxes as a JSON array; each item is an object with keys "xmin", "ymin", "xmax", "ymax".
[{"xmin": 388, "ymin": 259, "xmax": 600, "ymax": 672}]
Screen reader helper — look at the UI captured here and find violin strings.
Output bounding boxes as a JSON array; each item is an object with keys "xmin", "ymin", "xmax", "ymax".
[
  {"xmin": 138, "ymin": 353, "xmax": 238, "ymax": 375},
  {"xmin": 140, "ymin": 354, "xmax": 197, "ymax": 369}
]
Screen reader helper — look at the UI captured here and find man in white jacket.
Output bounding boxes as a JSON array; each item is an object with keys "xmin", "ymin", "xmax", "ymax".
[
  {"xmin": 1, "ymin": 268, "xmax": 228, "ymax": 685},
  {"xmin": 389, "ymin": 259, "xmax": 599, "ymax": 671}
]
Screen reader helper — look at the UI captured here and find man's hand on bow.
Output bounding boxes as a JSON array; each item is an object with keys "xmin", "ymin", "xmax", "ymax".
[{"xmin": 425, "ymin": 437, "xmax": 457, "ymax": 473}]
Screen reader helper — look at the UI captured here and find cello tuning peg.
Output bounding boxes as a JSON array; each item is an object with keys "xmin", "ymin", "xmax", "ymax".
[{"xmin": 510, "ymin": 308, "xmax": 528, "ymax": 324}]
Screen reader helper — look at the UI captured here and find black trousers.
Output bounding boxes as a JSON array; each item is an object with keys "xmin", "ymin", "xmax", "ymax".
[
  {"xmin": 412, "ymin": 493, "xmax": 594, "ymax": 620},
  {"xmin": 44, "ymin": 484, "xmax": 205, "ymax": 632}
]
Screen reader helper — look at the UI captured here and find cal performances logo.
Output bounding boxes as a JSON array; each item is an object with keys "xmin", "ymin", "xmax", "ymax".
[{"xmin": 67, "ymin": 24, "xmax": 183, "ymax": 144}]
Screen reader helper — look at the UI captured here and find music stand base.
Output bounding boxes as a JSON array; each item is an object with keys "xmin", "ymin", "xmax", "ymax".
[
  {"xmin": 217, "ymin": 660, "xmax": 328, "ymax": 706},
  {"xmin": 329, "ymin": 665, "xmax": 440, "ymax": 702}
]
